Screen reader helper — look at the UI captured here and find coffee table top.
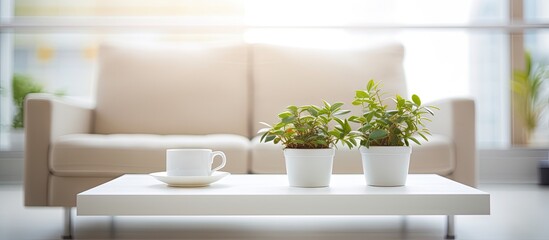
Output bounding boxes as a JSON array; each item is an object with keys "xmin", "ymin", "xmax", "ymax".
[{"xmin": 77, "ymin": 174, "xmax": 490, "ymax": 216}]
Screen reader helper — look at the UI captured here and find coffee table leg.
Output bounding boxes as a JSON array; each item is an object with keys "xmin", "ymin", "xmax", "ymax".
[
  {"xmin": 445, "ymin": 215, "xmax": 455, "ymax": 239},
  {"xmin": 62, "ymin": 207, "xmax": 73, "ymax": 239},
  {"xmin": 110, "ymin": 216, "xmax": 116, "ymax": 238}
]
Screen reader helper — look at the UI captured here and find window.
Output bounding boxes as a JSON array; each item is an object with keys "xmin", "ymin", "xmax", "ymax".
[{"xmin": 1, "ymin": 0, "xmax": 548, "ymax": 150}]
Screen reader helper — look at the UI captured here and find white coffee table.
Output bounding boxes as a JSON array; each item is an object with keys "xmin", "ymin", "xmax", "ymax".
[{"xmin": 77, "ymin": 174, "xmax": 490, "ymax": 239}]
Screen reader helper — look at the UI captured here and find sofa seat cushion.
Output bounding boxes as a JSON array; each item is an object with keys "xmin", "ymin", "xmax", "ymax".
[
  {"xmin": 250, "ymin": 134, "xmax": 455, "ymax": 175},
  {"xmin": 50, "ymin": 134, "xmax": 250, "ymax": 177},
  {"xmin": 408, "ymin": 135, "xmax": 455, "ymax": 175}
]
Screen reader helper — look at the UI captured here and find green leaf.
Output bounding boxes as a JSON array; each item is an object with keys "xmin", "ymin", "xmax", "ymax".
[
  {"xmin": 282, "ymin": 116, "xmax": 296, "ymax": 124},
  {"xmin": 264, "ymin": 135, "xmax": 276, "ymax": 143},
  {"xmin": 334, "ymin": 109, "xmax": 351, "ymax": 116},
  {"xmin": 367, "ymin": 79, "xmax": 375, "ymax": 92},
  {"xmin": 386, "ymin": 110, "xmax": 398, "ymax": 116},
  {"xmin": 274, "ymin": 122, "xmax": 286, "ymax": 129},
  {"xmin": 260, "ymin": 132, "xmax": 268, "ymax": 142},
  {"xmin": 278, "ymin": 112, "xmax": 292, "ymax": 119},
  {"xmin": 287, "ymin": 105, "xmax": 298, "ymax": 113},
  {"xmin": 307, "ymin": 108, "xmax": 318, "ymax": 117},
  {"xmin": 349, "ymin": 138, "xmax": 357, "ymax": 147},
  {"xmin": 345, "ymin": 141, "xmax": 354, "ymax": 149},
  {"xmin": 412, "ymin": 94, "xmax": 421, "ymax": 106},
  {"xmin": 273, "ymin": 130, "xmax": 285, "ymax": 135},
  {"xmin": 359, "ymin": 124, "xmax": 372, "ymax": 132},
  {"xmin": 333, "ymin": 117, "xmax": 345, "ymax": 125},
  {"xmin": 331, "ymin": 102, "xmax": 344, "ymax": 111},
  {"xmin": 355, "ymin": 90, "xmax": 368, "ymax": 98},
  {"xmin": 352, "ymin": 100, "xmax": 362, "ymax": 106},
  {"xmin": 418, "ymin": 132, "xmax": 429, "ymax": 141},
  {"xmin": 342, "ymin": 119, "xmax": 351, "ymax": 133},
  {"xmin": 525, "ymin": 51, "xmax": 532, "ymax": 76},
  {"xmin": 396, "ymin": 96, "xmax": 405, "ymax": 109},
  {"xmin": 409, "ymin": 137, "xmax": 421, "ymax": 145},
  {"xmin": 369, "ymin": 129, "xmax": 388, "ymax": 140},
  {"xmin": 424, "ymin": 107, "xmax": 435, "ymax": 115},
  {"xmin": 323, "ymin": 100, "xmax": 331, "ymax": 109},
  {"xmin": 329, "ymin": 130, "xmax": 341, "ymax": 138}
]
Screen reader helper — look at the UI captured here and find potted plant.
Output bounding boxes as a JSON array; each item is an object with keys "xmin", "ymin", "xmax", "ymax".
[
  {"xmin": 349, "ymin": 79, "xmax": 436, "ymax": 186},
  {"xmin": 11, "ymin": 73, "xmax": 65, "ymax": 129},
  {"xmin": 512, "ymin": 51, "xmax": 548, "ymax": 144},
  {"xmin": 258, "ymin": 101, "xmax": 357, "ymax": 187},
  {"xmin": 12, "ymin": 74, "xmax": 45, "ymax": 129}
]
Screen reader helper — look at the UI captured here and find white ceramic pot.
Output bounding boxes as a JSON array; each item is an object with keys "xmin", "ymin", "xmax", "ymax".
[
  {"xmin": 359, "ymin": 146, "xmax": 412, "ymax": 187},
  {"xmin": 283, "ymin": 148, "xmax": 335, "ymax": 187}
]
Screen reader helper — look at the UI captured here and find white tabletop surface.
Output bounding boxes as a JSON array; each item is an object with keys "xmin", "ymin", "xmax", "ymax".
[{"xmin": 77, "ymin": 174, "xmax": 490, "ymax": 216}]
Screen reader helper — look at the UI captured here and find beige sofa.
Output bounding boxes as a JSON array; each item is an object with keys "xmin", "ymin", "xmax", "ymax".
[{"xmin": 25, "ymin": 41, "xmax": 476, "ymax": 208}]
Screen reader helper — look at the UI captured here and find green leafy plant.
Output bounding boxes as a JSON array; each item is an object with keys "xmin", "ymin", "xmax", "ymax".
[
  {"xmin": 12, "ymin": 74, "xmax": 45, "ymax": 129},
  {"xmin": 349, "ymin": 79, "xmax": 437, "ymax": 148},
  {"xmin": 512, "ymin": 51, "xmax": 548, "ymax": 139},
  {"xmin": 258, "ymin": 101, "xmax": 357, "ymax": 149},
  {"xmin": 11, "ymin": 74, "xmax": 65, "ymax": 128}
]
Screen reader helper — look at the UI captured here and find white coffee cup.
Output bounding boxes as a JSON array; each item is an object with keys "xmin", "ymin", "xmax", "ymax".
[{"xmin": 166, "ymin": 149, "xmax": 227, "ymax": 176}]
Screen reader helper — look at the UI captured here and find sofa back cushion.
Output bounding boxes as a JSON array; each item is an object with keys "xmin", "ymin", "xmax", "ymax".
[
  {"xmin": 251, "ymin": 43, "xmax": 406, "ymax": 133},
  {"xmin": 94, "ymin": 41, "xmax": 249, "ymax": 136}
]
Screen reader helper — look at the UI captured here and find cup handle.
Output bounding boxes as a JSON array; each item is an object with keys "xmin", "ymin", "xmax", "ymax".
[{"xmin": 211, "ymin": 151, "xmax": 227, "ymax": 172}]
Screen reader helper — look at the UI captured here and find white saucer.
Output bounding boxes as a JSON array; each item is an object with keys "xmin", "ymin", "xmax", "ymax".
[{"xmin": 150, "ymin": 171, "xmax": 230, "ymax": 187}]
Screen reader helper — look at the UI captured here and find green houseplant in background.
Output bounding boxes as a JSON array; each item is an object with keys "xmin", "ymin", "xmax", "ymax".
[
  {"xmin": 512, "ymin": 51, "xmax": 549, "ymax": 143},
  {"xmin": 349, "ymin": 79, "xmax": 437, "ymax": 186},
  {"xmin": 258, "ymin": 101, "xmax": 357, "ymax": 187},
  {"xmin": 12, "ymin": 74, "xmax": 45, "ymax": 129},
  {"xmin": 11, "ymin": 73, "xmax": 65, "ymax": 129}
]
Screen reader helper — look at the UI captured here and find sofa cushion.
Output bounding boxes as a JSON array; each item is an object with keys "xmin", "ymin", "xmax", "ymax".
[
  {"xmin": 250, "ymin": 134, "xmax": 455, "ymax": 175},
  {"xmin": 50, "ymin": 134, "xmax": 250, "ymax": 177},
  {"xmin": 252, "ymin": 43, "xmax": 406, "ymax": 133},
  {"xmin": 95, "ymin": 41, "xmax": 249, "ymax": 136},
  {"xmin": 408, "ymin": 135, "xmax": 455, "ymax": 175}
]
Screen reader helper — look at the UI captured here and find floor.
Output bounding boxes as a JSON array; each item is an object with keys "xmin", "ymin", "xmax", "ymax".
[{"xmin": 1, "ymin": 183, "xmax": 548, "ymax": 240}]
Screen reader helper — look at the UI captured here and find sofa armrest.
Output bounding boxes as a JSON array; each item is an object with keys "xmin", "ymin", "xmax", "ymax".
[
  {"xmin": 24, "ymin": 93, "xmax": 94, "ymax": 206},
  {"xmin": 426, "ymin": 97, "xmax": 477, "ymax": 187}
]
